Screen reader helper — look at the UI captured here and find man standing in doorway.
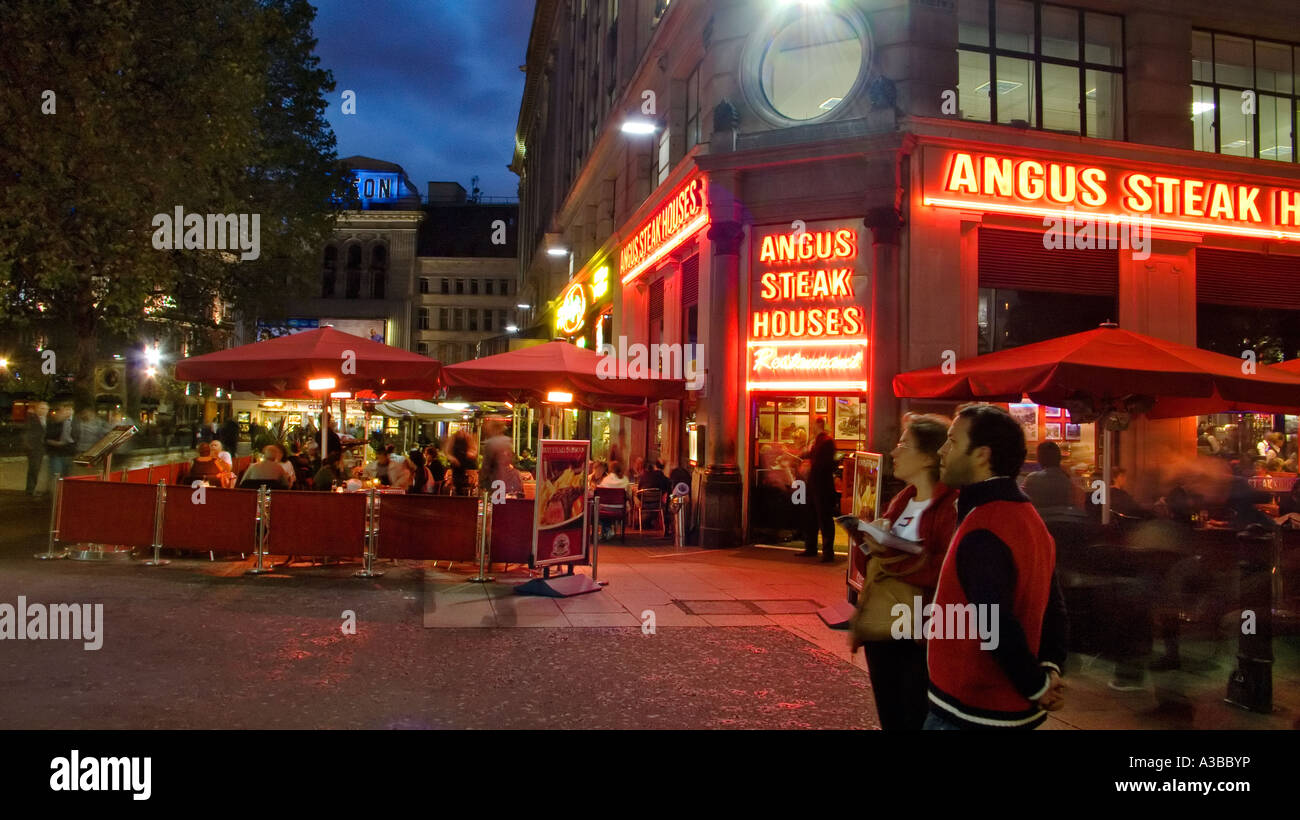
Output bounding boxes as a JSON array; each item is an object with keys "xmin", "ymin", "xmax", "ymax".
[
  {"xmin": 927, "ymin": 404, "xmax": 1068, "ymax": 730},
  {"xmin": 800, "ymin": 416, "xmax": 839, "ymax": 562},
  {"xmin": 24, "ymin": 400, "xmax": 49, "ymax": 495}
]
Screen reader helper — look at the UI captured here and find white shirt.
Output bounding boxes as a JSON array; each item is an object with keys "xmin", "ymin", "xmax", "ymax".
[
  {"xmin": 599, "ymin": 473, "xmax": 630, "ymax": 490},
  {"xmin": 216, "ymin": 451, "xmax": 233, "ymax": 468},
  {"xmin": 890, "ymin": 497, "xmax": 932, "ymax": 543}
]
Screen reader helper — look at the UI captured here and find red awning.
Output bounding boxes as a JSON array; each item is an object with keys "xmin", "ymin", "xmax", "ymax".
[
  {"xmin": 893, "ymin": 324, "xmax": 1300, "ymax": 419},
  {"xmin": 174, "ymin": 327, "xmax": 441, "ymax": 398},
  {"xmin": 441, "ymin": 340, "xmax": 687, "ymax": 412}
]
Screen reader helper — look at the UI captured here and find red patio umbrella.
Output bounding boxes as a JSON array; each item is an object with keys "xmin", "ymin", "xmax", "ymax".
[
  {"xmin": 441, "ymin": 340, "xmax": 687, "ymax": 413},
  {"xmin": 175, "ymin": 327, "xmax": 441, "ymax": 458},
  {"xmin": 893, "ymin": 323, "xmax": 1300, "ymax": 522},
  {"xmin": 893, "ymin": 324, "xmax": 1300, "ymax": 420}
]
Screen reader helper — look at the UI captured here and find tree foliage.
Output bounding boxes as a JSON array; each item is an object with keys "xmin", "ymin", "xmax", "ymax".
[{"xmin": 0, "ymin": 0, "xmax": 348, "ymax": 401}]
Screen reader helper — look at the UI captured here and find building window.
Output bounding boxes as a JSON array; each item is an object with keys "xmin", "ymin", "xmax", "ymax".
[
  {"xmin": 500, "ymin": 279, "xmax": 510, "ymax": 295},
  {"xmin": 497, "ymin": 309, "xmax": 507, "ymax": 330},
  {"xmin": 685, "ymin": 62, "xmax": 702, "ymax": 151},
  {"xmin": 439, "ymin": 308, "xmax": 449, "ymax": 330},
  {"xmin": 418, "ymin": 308, "xmax": 430, "ymax": 330},
  {"xmin": 419, "ymin": 277, "xmax": 430, "ymax": 294},
  {"xmin": 455, "ymin": 279, "xmax": 465, "ymax": 295},
  {"xmin": 440, "ymin": 278, "xmax": 450, "ymax": 294},
  {"xmin": 958, "ymin": 0, "xmax": 1125, "ymax": 140},
  {"xmin": 369, "ymin": 245, "xmax": 387, "ymax": 299},
  {"xmin": 755, "ymin": 4, "xmax": 867, "ymax": 122},
  {"xmin": 469, "ymin": 310, "xmax": 479, "ymax": 331},
  {"xmin": 453, "ymin": 309, "xmax": 463, "ymax": 331},
  {"xmin": 321, "ymin": 246, "xmax": 337, "ymax": 298},
  {"xmin": 470, "ymin": 279, "xmax": 479, "ymax": 295},
  {"xmin": 345, "ymin": 244, "xmax": 362, "ymax": 299},
  {"xmin": 486, "ymin": 279, "xmax": 494, "ymax": 295},
  {"xmin": 417, "ymin": 342, "xmax": 429, "ymax": 356},
  {"xmin": 1193, "ymin": 30, "xmax": 1298, "ymax": 162}
]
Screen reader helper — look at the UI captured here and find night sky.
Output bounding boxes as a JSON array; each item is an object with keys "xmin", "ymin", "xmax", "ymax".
[{"xmin": 311, "ymin": 0, "xmax": 533, "ymax": 201}]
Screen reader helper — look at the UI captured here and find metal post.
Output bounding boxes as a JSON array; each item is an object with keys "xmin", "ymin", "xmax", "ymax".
[
  {"xmin": 35, "ymin": 476, "xmax": 67, "ymax": 560},
  {"xmin": 1101, "ymin": 428, "xmax": 1113, "ymax": 526},
  {"xmin": 143, "ymin": 481, "xmax": 170, "ymax": 566},
  {"xmin": 355, "ymin": 488, "xmax": 384, "ymax": 578},
  {"xmin": 468, "ymin": 490, "xmax": 494, "ymax": 583},
  {"xmin": 246, "ymin": 485, "xmax": 272, "ymax": 575}
]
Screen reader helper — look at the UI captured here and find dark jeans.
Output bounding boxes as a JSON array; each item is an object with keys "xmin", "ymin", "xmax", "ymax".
[
  {"xmin": 862, "ymin": 639, "xmax": 930, "ymax": 730},
  {"xmin": 804, "ymin": 486, "xmax": 835, "ymax": 556},
  {"xmin": 26, "ymin": 452, "xmax": 43, "ymax": 494},
  {"xmin": 922, "ymin": 709, "xmax": 962, "ymax": 730}
]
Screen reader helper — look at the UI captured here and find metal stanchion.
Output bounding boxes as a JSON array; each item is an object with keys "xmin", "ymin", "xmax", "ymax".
[
  {"xmin": 246, "ymin": 485, "xmax": 272, "ymax": 575},
  {"xmin": 35, "ymin": 476, "xmax": 67, "ymax": 560},
  {"xmin": 143, "ymin": 481, "xmax": 170, "ymax": 566},
  {"xmin": 468, "ymin": 490, "xmax": 494, "ymax": 583},
  {"xmin": 355, "ymin": 488, "xmax": 383, "ymax": 578}
]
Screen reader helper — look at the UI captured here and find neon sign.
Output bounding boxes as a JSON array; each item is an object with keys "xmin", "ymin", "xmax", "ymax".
[
  {"xmin": 748, "ymin": 223, "xmax": 868, "ymax": 392},
  {"xmin": 556, "ymin": 281, "xmax": 588, "ymax": 335},
  {"xmin": 620, "ymin": 175, "xmax": 708, "ymax": 284},
  {"xmin": 924, "ymin": 148, "xmax": 1300, "ymax": 240}
]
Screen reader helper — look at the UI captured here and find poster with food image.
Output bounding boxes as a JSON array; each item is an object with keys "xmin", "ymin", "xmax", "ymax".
[
  {"xmin": 532, "ymin": 439, "xmax": 591, "ymax": 567},
  {"xmin": 848, "ymin": 451, "xmax": 883, "ymax": 592}
]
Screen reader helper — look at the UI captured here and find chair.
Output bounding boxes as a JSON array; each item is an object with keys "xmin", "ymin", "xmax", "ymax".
[
  {"xmin": 636, "ymin": 488, "xmax": 666, "ymax": 537},
  {"xmin": 595, "ymin": 486, "xmax": 628, "ymax": 541}
]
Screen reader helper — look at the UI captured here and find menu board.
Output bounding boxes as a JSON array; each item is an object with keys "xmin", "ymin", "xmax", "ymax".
[
  {"xmin": 532, "ymin": 439, "xmax": 591, "ymax": 567},
  {"xmin": 847, "ymin": 451, "xmax": 882, "ymax": 592}
]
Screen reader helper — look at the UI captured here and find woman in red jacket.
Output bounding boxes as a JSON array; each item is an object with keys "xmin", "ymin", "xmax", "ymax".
[{"xmin": 856, "ymin": 414, "xmax": 958, "ymax": 730}]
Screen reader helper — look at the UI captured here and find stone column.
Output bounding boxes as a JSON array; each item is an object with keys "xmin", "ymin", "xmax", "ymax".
[
  {"xmin": 698, "ymin": 214, "xmax": 744, "ymax": 548},
  {"xmin": 865, "ymin": 205, "xmax": 903, "ymax": 454}
]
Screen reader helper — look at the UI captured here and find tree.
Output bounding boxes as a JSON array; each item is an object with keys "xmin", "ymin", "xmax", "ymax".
[{"xmin": 0, "ymin": 0, "xmax": 348, "ymax": 405}]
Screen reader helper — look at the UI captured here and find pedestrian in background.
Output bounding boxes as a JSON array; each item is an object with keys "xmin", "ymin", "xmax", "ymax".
[
  {"xmin": 23, "ymin": 400, "xmax": 49, "ymax": 495},
  {"xmin": 800, "ymin": 416, "xmax": 838, "ymax": 562}
]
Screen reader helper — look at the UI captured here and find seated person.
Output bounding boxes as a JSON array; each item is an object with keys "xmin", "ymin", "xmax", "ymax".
[
  {"xmin": 313, "ymin": 449, "xmax": 344, "ymax": 491},
  {"xmin": 239, "ymin": 446, "xmax": 289, "ymax": 489},
  {"xmin": 1023, "ymin": 441, "xmax": 1076, "ymax": 510},
  {"xmin": 1084, "ymin": 467, "xmax": 1147, "ymax": 519},
  {"xmin": 639, "ymin": 459, "xmax": 672, "ymax": 497},
  {"xmin": 598, "ymin": 460, "xmax": 630, "ymax": 491},
  {"xmin": 184, "ymin": 442, "xmax": 223, "ymax": 484},
  {"xmin": 668, "ymin": 463, "xmax": 693, "ymax": 491},
  {"xmin": 209, "ymin": 440, "xmax": 234, "ymax": 470},
  {"xmin": 1279, "ymin": 482, "xmax": 1300, "ymax": 516},
  {"xmin": 364, "ymin": 446, "xmax": 402, "ymax": 486}
]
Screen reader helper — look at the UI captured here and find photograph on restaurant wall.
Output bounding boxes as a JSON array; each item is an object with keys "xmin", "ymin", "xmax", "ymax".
[
  {"xmin": 848, "ymin": 451, "xmax": 882, "ymax": 592},
  {"xmin": 756, "ymin": 413, "xmax": 775, "ymax": 442},
  {"xmin": 814, "ymin": 396, "xmax": 829, "ymax": 414},
  {"xmin": 778, "ymin": 414, "xmax": 808, "ymax": 443},
  {"xmin": 1044, "ymin": 406, "xmax": 1062, "ymax": 418},
  {"xmin": 1009, "ymin": 403, "xmax": 1038, "ymax": 442},
  {"xmin": 533, "ymin": 439, "xmax": 591, "ymax": 567},
  {"xmin": 778, "ymin": 396, "xmax": 808, "ymax": 412},
  {"xmin": 1065, "ymin": 423, "xmax": 1082, "ymax": 440},
  {"xmin": 834, "ymin": 396, "xmax": 863, "ymax": 440},
  {"xmin": 1044, "ymin": 422, "xmax": 1063, "ymax": 440}
]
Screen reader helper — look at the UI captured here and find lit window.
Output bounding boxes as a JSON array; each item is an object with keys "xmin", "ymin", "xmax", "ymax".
[{"xmin": 758, "ymin": 7, "xmax": 866, "ymax": 121}]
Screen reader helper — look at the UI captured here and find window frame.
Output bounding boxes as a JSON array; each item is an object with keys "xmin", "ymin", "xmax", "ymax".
[
  {"xmin": 1192, "ymin": 28, "xmax": 1299, "ymax": 163},
  {"xmin": 958, "ymin": 0, "xmax": 1127, "ymax": 140}
]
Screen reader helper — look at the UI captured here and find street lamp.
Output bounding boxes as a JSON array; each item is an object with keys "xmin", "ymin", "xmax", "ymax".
[{"xmin": 620, "ymin": 118, "xmax": 658, "ymax": 135}]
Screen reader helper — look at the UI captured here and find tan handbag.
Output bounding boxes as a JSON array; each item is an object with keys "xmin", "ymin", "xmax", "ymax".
[{"xmin": 851, "ymin": 540, "xmax": 926, "ymax": 644}]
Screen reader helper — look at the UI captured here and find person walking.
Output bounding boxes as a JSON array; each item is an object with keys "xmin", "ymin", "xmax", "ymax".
[
  {"xmin": 926, "ymin": 404, "xmax": 1068, "ymax": 730},
  {"xmin": 851, "ymin": 415, "xmax": 959, "ymax": 730},
  {"xmin": 44, "ymin": 404, "xmax": 76, "ymax": 484},
  {"xmin": 23, "ymin": 401, "xmax": 49, "ymax": 495},
  {"xmin": 800, "ymin": 417, "xmax": 839, "ymax": 562}
]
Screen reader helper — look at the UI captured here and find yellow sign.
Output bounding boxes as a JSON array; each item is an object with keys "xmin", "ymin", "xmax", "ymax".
[{"xmin": 556, "ymin": 281, "xmax": 588, "ymax": 335}]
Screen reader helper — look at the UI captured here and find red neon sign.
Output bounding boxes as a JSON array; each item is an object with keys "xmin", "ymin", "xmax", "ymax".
[
  {"xmin": 747, "ymin": 224, "xmax": 868, "ymax": 392},
  {"xmin": 927, "ymin": 148, "xmax": 1300, "ymax": 237},
  {"xmin": 620, "ymin": 175, "xmax": 708, "ymax": 284}
]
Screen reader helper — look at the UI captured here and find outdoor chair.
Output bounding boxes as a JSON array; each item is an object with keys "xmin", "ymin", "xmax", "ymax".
[
  {"xmin": 636, "ymin": 488, "xmax": 666, "ymax": 537},
  {"xmin": 595, "ymin": 486, "xmax": 628, "ymax": 541}
]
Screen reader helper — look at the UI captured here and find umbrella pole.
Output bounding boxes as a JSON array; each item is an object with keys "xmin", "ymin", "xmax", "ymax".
[
  {"xmin": 321, "ymin": 402, "xmax": 327, "ymax": 463},
  {"xmin": 1102, "ymin": 427, "xmax": 1113, "ymax": 526}
]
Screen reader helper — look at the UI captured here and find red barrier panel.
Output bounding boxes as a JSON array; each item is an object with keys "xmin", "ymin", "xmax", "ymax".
[
  {"xmin": 265, "ymin": 492, "xmax": 367, "ymax": 557},
  {"xmin": 160, "ymin": 486, "xmax": 259, "ymax": 554},
  {"xmin": 123, "ymin": 467, "xmax": 152, "ymax": 484},
  {"xmin": 56, "ymin": 480, "xmax": 158, "ymax": 547},
  {"xmin": 375, "ymin": 495, "xmax": 479, "ymax": 561},
  {"xmin": 490, "ymin": 499, "xmax": 534, "ymax": 565}
]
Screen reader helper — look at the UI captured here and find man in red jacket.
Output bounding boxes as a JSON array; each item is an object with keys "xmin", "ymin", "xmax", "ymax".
[{"xmin": 927, "ymin": 404, "xmax": 1068, "ymax": 730}]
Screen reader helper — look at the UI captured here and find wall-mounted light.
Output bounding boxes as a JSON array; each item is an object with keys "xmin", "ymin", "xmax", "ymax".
[
  {"xmin": 330, "ymin": 391, "xmax": 352, "ymax": 399},
  {"xmin": 547, "ymin": 247, "xmax": 570, "ymax": 257},
  {"xmin": 546, "ymin": 391, "xmax": 574, "ymax": 404},
  {"xmin": 506, "ymin": 325, "xmax": 519, "ymax": 333},
  {"xmin": 620, "ymin": 119, "xmax": 658, "ymax": 135},
  {"xmin": 308, "ymin": 377, "xmax": 337, "ymax": 391}
]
